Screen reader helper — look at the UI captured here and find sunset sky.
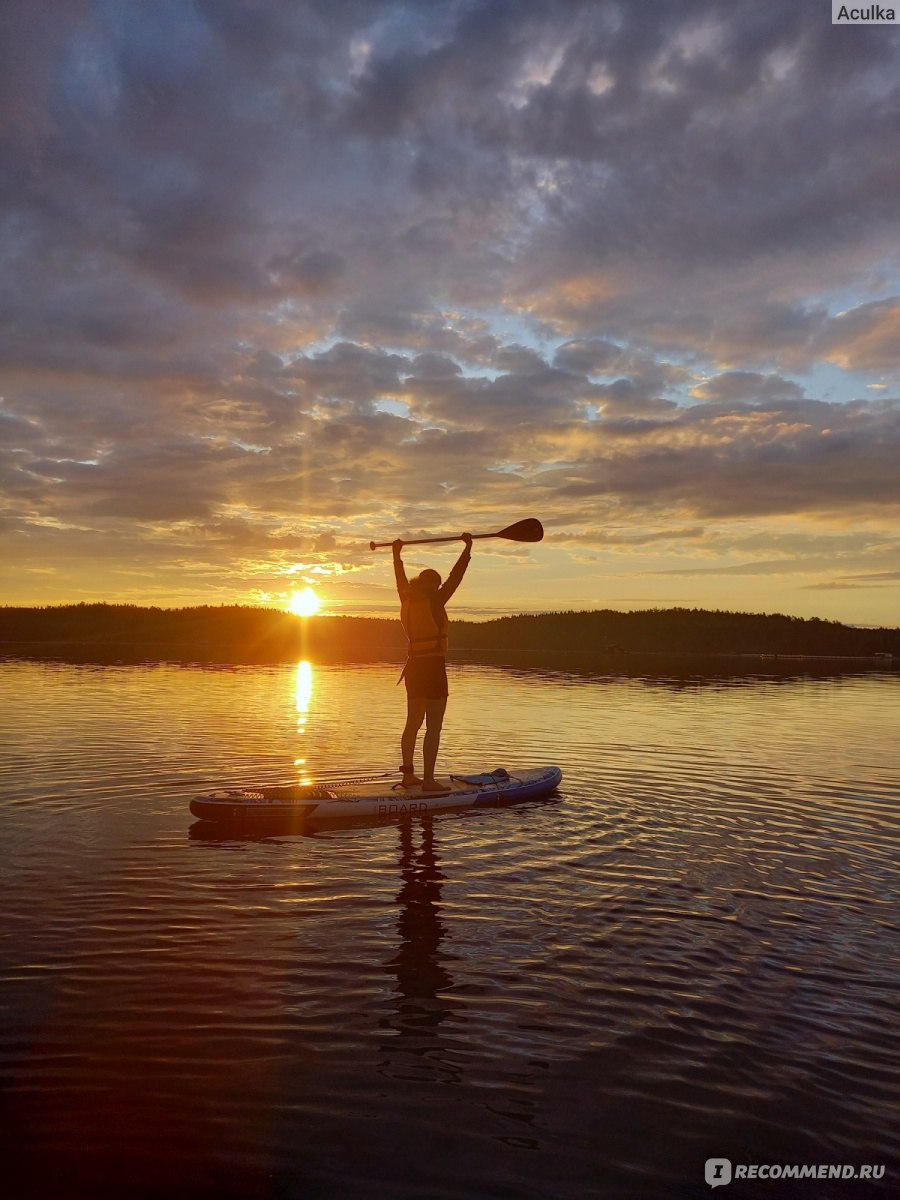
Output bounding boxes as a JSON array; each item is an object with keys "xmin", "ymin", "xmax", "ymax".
[{"xmin": 2, "ymin": 1, "xmax": 899, "ymax": 624}]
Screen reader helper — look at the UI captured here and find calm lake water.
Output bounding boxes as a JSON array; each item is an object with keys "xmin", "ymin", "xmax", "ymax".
[{"xmin": 1, "ymin": 658, "xmax": 898, "ymax": 1200}]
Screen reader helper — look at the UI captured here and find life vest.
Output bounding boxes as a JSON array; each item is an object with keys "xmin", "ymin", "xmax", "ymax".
[{"xmin": 401, "ymin": 586, "xmax": 448, "ymax": 659}]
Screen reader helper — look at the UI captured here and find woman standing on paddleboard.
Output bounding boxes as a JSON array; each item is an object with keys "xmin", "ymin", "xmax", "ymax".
[{"xmin": 393, "ymin": 534, "xmax": 472, "ymax": 792}]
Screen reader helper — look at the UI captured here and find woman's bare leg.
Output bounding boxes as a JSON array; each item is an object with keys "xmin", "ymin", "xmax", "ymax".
[
  {"xmin": 401, "ymin": 697, "xmax": 427, "ymax": 784},
  {"xmin": 422, "ymin": 697, "xmax": 448, "ymax": 789}
]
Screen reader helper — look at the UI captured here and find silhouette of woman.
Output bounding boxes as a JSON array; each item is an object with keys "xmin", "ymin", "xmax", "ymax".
[{"xmin": 392, "ymin": 534, "xmax": 472, "ymax": 791}]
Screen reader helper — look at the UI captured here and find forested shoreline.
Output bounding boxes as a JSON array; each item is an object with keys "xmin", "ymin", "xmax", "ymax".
[{"xmin": 1, "ymin": 603, "xmax": 897, "ymax": 669}]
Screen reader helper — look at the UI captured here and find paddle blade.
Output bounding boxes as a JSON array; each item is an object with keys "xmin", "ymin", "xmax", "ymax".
[{"xmin": 495, "ymin": 518, "xmax": 544, "ymax": 543}]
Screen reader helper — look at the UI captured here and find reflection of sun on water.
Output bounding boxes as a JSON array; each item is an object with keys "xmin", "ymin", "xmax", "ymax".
[
  {"xmin": 296, "ymin": 661, "xmax": 313, "ymax": 713},
  {"xmin": 288, "ymin": 587, "xmax": 321, "ymax": 617},
  {"xmin": 295, "ymin": 660, "xmax": 314, "ymax": 784}
]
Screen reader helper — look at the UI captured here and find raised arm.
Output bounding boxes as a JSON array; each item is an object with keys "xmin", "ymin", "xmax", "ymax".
[
  {"xmin": 392, "ymin": 539, "xmax": 410, "ymax": 597},
  {"xmin": 439, "ymin": 533, "xmax": 473, "ymax": 603}
]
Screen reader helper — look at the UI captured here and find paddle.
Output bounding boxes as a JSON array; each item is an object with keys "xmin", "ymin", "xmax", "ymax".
[{"xmin": 369, "ymin": 517, "xmax": 543, "ymax": 551}]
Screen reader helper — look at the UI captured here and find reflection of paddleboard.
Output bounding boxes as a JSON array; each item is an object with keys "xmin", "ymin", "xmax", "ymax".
[{"xmin": 190, "ymin": 766, "xmax": 562, "ymax": 825}]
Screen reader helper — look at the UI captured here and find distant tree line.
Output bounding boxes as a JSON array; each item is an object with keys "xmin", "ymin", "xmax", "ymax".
[
  {"xmin": 0, "ymin": 603, "xmax": 403, "ymax": 663},
  {"xmin": 453, "ymin": 608, "xmax": 900, "ymax": 658},
  {"xmin": 0, "ymin": 603, "xmax": 897, "ymax": 666}
]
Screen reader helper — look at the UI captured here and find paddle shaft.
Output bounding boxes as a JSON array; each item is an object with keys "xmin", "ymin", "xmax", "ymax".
[{"xmin": 371, "ymin": 531, "xmax": 493, "ymax": 550}]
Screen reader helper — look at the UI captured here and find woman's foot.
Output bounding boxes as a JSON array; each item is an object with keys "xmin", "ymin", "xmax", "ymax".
[
  {"xmin": 421, "ymin": 778, "xmax": 451, "ymax": 794},
  {"xmin": 400, "ymin": 764, "xmax": 423, "ymax": 788}
]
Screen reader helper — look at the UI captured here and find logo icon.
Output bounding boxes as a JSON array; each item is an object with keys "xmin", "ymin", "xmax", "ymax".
[{"xmin": 705, "ymin": 1158, "xmax": 732, "ymax": 1188}]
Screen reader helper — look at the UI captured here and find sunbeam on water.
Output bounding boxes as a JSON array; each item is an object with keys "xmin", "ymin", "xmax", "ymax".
[{"xmin": 1, "ymin": 660, "xmax": 898, "ymax": 1199}]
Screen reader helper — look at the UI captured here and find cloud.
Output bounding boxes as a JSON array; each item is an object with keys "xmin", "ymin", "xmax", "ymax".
[
  {"xmin": 529, "ymin": 384, "xmax": 900, "ymax": 524},
  {"xmin": 2, "ymin": 1, "xmax": 899, "ymax": 617},
  {"xmin": 690, "ymin": 372, "xmax": 806, "ymax": 405},
  {"xmin": 815, "ymin": 299, "xmax": 900, "ymax": 373}
]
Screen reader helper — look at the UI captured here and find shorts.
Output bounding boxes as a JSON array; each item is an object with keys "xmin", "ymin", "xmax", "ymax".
[{"xmin": 403, "ymin": 655, "xmax": 449, "ymax": 699}]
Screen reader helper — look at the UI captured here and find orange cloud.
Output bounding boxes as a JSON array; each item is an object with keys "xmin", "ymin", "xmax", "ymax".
[{"xmin": 818, "ymin": 300, "xmax": 900, "ymax": 373}]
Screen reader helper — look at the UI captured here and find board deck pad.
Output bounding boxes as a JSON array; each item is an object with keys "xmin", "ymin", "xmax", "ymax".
[{"xmin": 190, "ymin": 766, "xmax": 562, "ymax": 824}]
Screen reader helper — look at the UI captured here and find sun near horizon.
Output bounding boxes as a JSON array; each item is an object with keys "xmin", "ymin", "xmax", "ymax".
[{"xmin": 288, "ymin": 587, "xmax": 322, "ymax": 618}]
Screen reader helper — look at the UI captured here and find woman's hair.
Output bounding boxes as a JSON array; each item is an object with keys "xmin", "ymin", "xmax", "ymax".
[{"xmin": 412, "ymin": 568, "xmax": 441, "ymax": 591}]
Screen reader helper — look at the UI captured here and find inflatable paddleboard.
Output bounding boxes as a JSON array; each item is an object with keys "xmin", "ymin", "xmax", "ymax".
[{"xmin": 190, "ymin": 766, "xmax": 562, "ymax": 825}]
